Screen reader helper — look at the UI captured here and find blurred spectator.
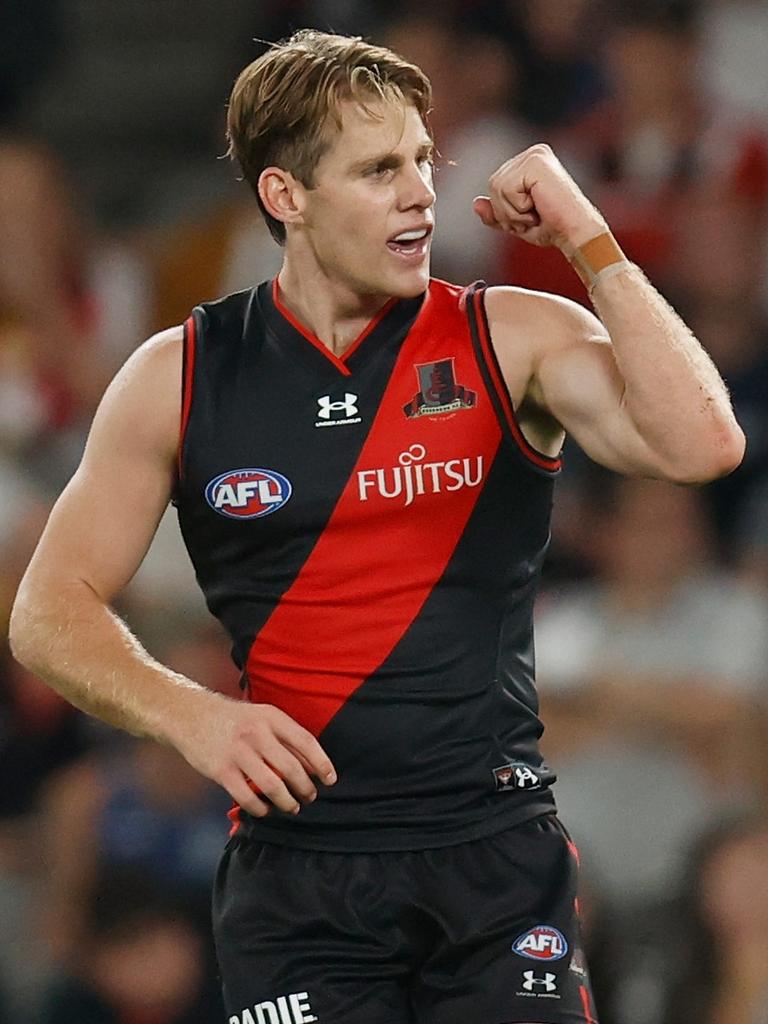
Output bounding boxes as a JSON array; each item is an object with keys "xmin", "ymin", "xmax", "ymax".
[
  {"xmin": 504, "ymin": 0, "xmax": 768, "ymax": 302},
  {"xmin": 536, "ymin": 477, "xmax": 768, "ymax": 907},
  {"xmin": 0, "ymin": 0, "xmax": 61, "ymax": 128},
  {"xmin": 0, "ymin": 140, "xmax": 153, "ymax": 505},
  {"xmin": 24, "ymin": 0, "xmax": 257, "ymax": 230},
  {"xmin": 149, "ymin": 200, "xmax": 281, "ymax": 335},
  {"xmin": 592, "ymin": 815, "xmax": 768, "ymax": 1024},
  {"xmin": 499, "ymin": 0, "xmax": 607, "ymax": 129},
  {"xmin": 702, "ymin": 0, "xmax": 768, "ymax": 118},
  {"xmin": 40, "ymin": 868, "xmax": 221, "ymax": 1024},
  {"xmin": 41, "ymin": 736, "xmax": 230, "ymax": 960},
  {"xmin": 39, "ymin": 627, "xmax": 238, "ymax": 968},
  {"xmin": 662, "ymin": 816, "xmax": 768, "ymax": 1024},
  {"xmin": 0, "ymin": 144, "xmax": 104, "ymax": 442}
]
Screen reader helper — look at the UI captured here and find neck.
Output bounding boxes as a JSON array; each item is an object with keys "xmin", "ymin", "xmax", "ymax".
[{"xmin": 277, "ymin": 254, "xmax": 392, "ymax": 358}]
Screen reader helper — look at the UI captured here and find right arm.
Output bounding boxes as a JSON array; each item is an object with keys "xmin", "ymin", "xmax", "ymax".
[{"xmin": 9, "ymin": 328, "xmax": 335, "ymax": 816}]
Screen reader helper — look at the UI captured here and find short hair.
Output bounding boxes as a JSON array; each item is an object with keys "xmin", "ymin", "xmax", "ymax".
[{"xmin": 226, "ymin": 29, "xmax": 432, "ymax": 244}]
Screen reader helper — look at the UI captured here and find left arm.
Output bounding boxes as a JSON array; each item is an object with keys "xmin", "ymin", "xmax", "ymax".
[{"xmin": 475, "ymin": 145, "xmax": 745, "ymax": 482}]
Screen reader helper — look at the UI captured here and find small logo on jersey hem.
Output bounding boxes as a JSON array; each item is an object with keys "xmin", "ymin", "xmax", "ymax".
[
  {"xmin": 404, "ymin": 358, "xmax": 476, "ymax": 418},
  {"xmin": 493, "ymin": 762, "xmax": 544, "ymax": 792},
  {"xmin": 315, "ymin": 393, "xmax": 361, "ymax": 427},
  {"xmin": 205, "ymin": 468, "xmax": 292, "ymax": 519}
]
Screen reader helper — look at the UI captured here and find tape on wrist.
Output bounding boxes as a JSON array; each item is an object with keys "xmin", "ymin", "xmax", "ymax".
[{"xmin": 567, "ymin": 232, "xmax": 631, "ymax": 292}]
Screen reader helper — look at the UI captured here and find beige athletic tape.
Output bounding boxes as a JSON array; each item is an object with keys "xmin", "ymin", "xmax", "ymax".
[{"xmin": 567, "ymin": 231, "xmax": 631, "ymax": 292}]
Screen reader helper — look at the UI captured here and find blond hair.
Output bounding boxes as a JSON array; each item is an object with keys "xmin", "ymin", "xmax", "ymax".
[{"xmin": 226, "ymin": 29, "xmax": 432, "ymax": 243}]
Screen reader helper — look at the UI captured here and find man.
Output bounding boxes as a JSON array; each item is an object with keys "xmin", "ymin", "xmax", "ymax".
[{"xmin": 10, "ymin": 29, "xmax": 743, "ymax": 1024}]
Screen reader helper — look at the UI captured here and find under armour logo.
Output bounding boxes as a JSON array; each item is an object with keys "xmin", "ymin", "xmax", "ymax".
[
  {"xmin": 522, "ymin": 971, "xmax": 557, "ymax": 993},
  {"xmin": 317, "ymin": 393, "xmax": 358, "ymax": 419}
]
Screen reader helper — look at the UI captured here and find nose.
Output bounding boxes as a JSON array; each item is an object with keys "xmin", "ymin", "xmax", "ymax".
[{"xmin": 398, "ymin": 161, "xmax": 435, "ymax": 212}]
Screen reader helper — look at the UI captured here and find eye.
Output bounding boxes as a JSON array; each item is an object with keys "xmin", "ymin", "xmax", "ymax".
[{"xmin": 366, "ymin": 163, "xmax": 394, "ymax": 179}]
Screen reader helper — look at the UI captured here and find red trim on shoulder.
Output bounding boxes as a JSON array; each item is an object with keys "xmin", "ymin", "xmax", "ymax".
[
  {"xmin": 177, "ymin": 314, "xmax": 197, "ymax": 480},
  {"xmin": 471, "ymin": 288, "xmax": 562, "ymax": 472}
]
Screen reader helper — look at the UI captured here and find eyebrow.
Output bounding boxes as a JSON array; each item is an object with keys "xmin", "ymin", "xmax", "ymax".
[{"xmin": 350, "ymin": 139, "xmax": 434, "ymax": 174}]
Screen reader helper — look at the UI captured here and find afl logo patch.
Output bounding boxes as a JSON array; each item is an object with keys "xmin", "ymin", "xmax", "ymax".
[
  {"xmin": 513, "ymin": 925, "xmax": 568, "ymax": 961},
  {"xmin": 205, "ymin": 468, "xmax": 292, "ymax": 520}
]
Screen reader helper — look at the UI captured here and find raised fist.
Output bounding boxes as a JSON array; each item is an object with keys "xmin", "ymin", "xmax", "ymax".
[{"xmin": 473, "ymin": 143, "xmax": 607, "ymax": 252}]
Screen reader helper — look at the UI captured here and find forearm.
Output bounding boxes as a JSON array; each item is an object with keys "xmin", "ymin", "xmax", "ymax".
[
  {"xmin": 9, "ymin": 578, "xmax": 217, "ymax": 747},
  {"xmin": 588, "ymin": 258, "xmax": 744, "ymax": 480}
]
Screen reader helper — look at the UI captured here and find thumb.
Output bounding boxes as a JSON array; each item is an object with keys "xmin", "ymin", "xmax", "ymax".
[{"xmin": 473, "ymin": 196, "xmax": 502, "ymax": 230}]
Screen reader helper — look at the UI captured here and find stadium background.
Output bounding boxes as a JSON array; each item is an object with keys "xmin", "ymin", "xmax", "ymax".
[{"xmin": 1, "ymin": 1, "xmax": 767, "ymax": 1021}]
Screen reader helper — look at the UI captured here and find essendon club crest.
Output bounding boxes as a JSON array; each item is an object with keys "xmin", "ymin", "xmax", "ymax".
[{"xmin": 403, "ymin": 358, "xmax": 477, "ymax": 418}]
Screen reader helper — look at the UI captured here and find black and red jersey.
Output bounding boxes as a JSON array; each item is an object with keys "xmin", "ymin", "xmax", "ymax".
[{"xmin": 175, "ymin": 277, "xmax": 561, "ymax": 851}]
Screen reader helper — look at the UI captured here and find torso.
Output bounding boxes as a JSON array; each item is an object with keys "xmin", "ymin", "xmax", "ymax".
[{"xmin": 174, "ymin": 277, "xmax": 560, "ymax": 850}]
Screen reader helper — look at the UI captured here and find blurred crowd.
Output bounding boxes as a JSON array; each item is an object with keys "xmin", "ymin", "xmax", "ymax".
[{"xmin": 1, "ymin": 1, "xmax": 767, "ymax": 1022}]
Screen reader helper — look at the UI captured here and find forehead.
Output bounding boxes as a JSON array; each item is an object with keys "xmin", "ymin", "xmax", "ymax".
[{"xmin": 322, "ymin": 99, "xmax": 430, "ymax": 166}]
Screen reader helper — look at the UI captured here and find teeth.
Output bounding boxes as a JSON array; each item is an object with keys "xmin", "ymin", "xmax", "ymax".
[{"xmin": 393, "ymin": 228, "xmax": 428, "ymax": 243}]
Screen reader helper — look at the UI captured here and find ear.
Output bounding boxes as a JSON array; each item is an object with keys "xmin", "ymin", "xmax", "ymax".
[{"xmin": 258, "ymin": 167, "xmax": 306, "ymax": 229}]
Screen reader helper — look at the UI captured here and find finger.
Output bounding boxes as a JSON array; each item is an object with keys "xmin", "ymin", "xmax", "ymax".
[
  {"xmin": 260, "ymin": 738, "xmax": 318, "ymax": 804},
  {"xmin": 507, "ymin": 189, "xmax": 535, "ymax": 214},
  {"xmin": 248, "ymin": 760, "xmax": 302, "ymax": 815},
  {"xmin": 222, "ymin": 769, "xmax": 272, "ymax": 819},
  {"xmin": 270, "ymin": 710, "xmax": 337, "ymax": 784},
  {"xmin": 229, "ymin": 742, "xmax": 301, "ymax": 814},
  {"xmin": 509, "ymin": 210, "xmax": 541, "ymax": 232},
  {"xmin": 472, "ymin": 196, "xmax": 502, "ymax": 229},
  {"xmin": 289, "ymin": 745, "xmax": 328, "ymax": 785},
  {"xmin": 492, "ymin": 187, "xmax": 536, "ymax": 231}
]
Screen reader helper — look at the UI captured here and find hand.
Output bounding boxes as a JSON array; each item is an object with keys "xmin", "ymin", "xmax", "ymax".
[
  {"xmin": 170, "ymin": 691, "xmax": 337, "ymax": 818},
  {"xmin": 473, "ymin": 143, "xmax": 606, "ymax": 251}
]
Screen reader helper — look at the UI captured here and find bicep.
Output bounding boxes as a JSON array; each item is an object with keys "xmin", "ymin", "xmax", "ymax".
[
  {"xmin": 535, "ymin": 323, "xmax": 663, "ymax": 476},
  {"xmin": 22, "ymin": 328, "xmax": 183, "ymax": 603}
]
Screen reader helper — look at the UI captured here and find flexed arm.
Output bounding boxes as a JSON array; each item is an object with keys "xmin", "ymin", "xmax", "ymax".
[{"xmin": 474, "ymin": 145, "xmax": 745, "ymax": 482}]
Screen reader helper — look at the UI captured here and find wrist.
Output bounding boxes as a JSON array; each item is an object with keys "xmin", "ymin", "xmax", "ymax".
[
  {"xmin": 563, "ymin": 230, "xmax": 631, "ymax": 294},
  {"xmin": 555, "ymin": 209, "xmax": 607, "ymax": 253},
  {"xmin": 157, "ymin": 676, "xmax": 222, "ymax": 750}
]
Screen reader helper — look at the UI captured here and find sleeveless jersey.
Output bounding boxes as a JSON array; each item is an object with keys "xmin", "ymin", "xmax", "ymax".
[{"xmin": 175, "ymin": 277, "xmax": 561, "ymax": 851}]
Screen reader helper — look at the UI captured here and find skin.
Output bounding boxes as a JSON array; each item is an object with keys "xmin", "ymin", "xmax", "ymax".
[{"xmin": 9, "ymin": 94, "xmax": 745, "ymax": 821}]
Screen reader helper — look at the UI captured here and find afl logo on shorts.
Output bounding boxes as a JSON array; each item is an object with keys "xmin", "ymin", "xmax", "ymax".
[
  {"xmin": 205, "ymin": 468, "xmax": 292, "ymax": 520},
  {"xmin": 513, "ymin": 925, "xmax": 568, "ymax": 962}
]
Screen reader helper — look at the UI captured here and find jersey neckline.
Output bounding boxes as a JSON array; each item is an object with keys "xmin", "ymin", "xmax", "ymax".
[{"xmin": 264, "ymin": 276, "xmax": 425, "ymax": 377}]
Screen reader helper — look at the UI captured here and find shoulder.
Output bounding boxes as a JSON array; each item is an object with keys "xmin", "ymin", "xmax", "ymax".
[
  {"xmin": 120, "ymin": 323, "xmax": 184, "ymax": 370},
  {"xmin": 88, "ymin": 325, "xmax": 185, "ymax": 462}
]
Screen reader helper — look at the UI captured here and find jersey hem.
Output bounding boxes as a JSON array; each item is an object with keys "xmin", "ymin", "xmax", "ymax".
[{"xmin": 233, "ymin": 791, "xmax": 557, "ymax": 853}]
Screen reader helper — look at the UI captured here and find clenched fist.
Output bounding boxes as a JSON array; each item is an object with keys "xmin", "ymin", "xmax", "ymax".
[{"xmin": 473, "ymin": 144, "xmax": 607, "ymax": 252}]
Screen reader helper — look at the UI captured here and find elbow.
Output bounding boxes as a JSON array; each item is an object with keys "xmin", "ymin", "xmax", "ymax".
[
  {"xmin": 666, "ymin": 424, "xmax": 746, "ymax": 485},
  {"xmin": 8, "ymin": 582, "xmax": 44, "ymax": 672},
  {"xmin": 8, "ymin": 594, "xmax": 32, "ymax": 667}
]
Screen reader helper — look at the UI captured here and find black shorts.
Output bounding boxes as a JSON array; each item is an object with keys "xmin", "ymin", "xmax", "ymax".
[{"xmin": 213, "ymin": 814, "xmax": 599, "ymax": 1024}]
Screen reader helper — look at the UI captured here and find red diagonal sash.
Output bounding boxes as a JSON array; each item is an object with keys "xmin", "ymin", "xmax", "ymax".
[{"xmin": 246, "ymin": 283, "xmax": 502, "ymax": 735}]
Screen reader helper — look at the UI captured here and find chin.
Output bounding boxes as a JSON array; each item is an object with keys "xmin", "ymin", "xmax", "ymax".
[{"xmin": 387, "ymin": 265, "xmax": 431, "ymax": 299}]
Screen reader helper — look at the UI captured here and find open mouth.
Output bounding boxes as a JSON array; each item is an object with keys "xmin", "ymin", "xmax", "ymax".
[{"xmin": 386, "ymin": 226, "xmax": 432, "ymax": 259}]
